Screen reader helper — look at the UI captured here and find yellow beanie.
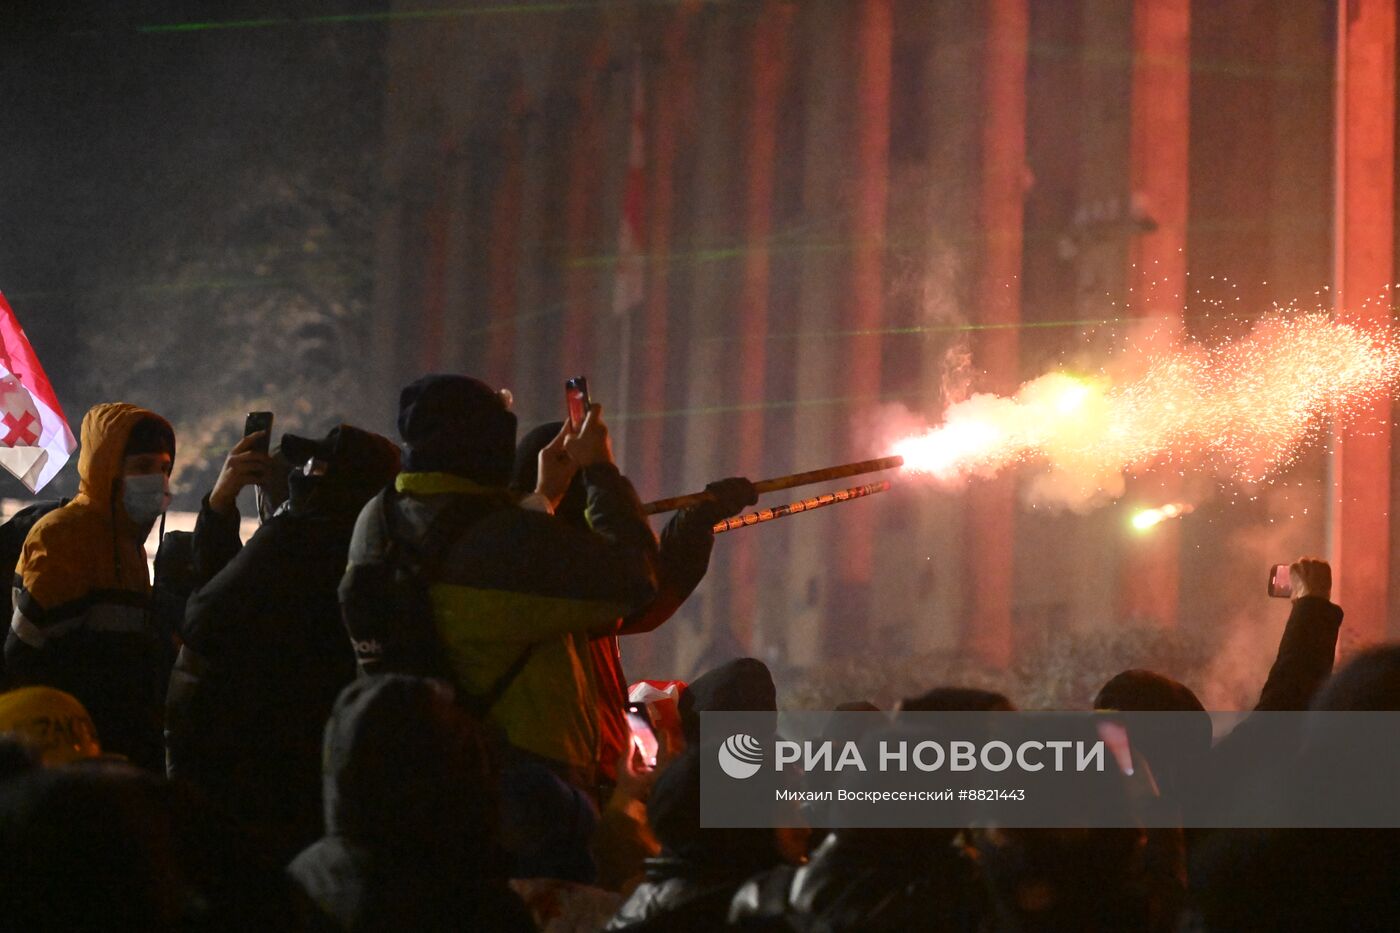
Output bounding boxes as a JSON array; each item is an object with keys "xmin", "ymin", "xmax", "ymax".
[{"xmin": 0, "ymin": 686, "xmax": 102, "ymax": 766}]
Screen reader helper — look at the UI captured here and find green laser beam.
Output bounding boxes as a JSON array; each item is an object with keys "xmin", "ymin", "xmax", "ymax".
[
  {"xmin": 606, "ymin": 387, "xmax": 939, "ymax": 423},
  {"xmin": 136, "ymin": 0, "xmax": 724, "ymax": 34},
  {"xmin": 564, "ymin": 211, "xmax": 1331, "ymax": 272},
  {"xmin": 132, "ymin": 11, "xmax": 1335, "ymax": 89}
]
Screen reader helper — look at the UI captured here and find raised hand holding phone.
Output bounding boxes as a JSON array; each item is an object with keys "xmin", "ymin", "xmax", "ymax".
[
  {"xmin": 1288, "ymin": 557, "xmax": 1331, "ymax": 602},
  {"xmin": 535, "ymin": 421, "xmax": 578, "ymax": 511},
  {"xmin": 563, "ymin": 403, "xmax": 614, "ymax": 468},
  {"xmin": 209, "ymin": 417, "xmax": 276, "ymax": 518},
  {"xmin": 1267, "ymin": 557, "xmax": 1332, "ymax": 601}
]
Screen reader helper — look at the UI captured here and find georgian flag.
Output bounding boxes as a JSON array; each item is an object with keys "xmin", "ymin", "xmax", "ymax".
[
  {"xmin": 0, "ymin": 292, "xmax": 76, "ymax": 492},
  {"xmin": 612, "ymin": 56, "xmax": 646, "ymax": 319}
]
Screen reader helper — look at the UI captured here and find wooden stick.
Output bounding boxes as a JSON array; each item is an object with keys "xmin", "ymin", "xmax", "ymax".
[
  {"xmin": 712, "ymin": 480, "xmax": 893, "ymax": 534},
  {"xmin": 642, "ymin": 455, "xmax": 904, "ymax": 515}
]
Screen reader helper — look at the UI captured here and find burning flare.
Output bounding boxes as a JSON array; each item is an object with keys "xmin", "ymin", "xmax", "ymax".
[
  {"xmin": 1131, "ymin": 502, "xmax": 1194, "ymax": 532},
  {"xmin": 893, "ymin": 314, "xmax": 1400, "ymax": 510}
]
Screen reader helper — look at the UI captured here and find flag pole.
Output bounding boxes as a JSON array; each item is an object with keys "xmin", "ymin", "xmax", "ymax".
[{"xmin": 643, "ymin": 454, "xmax": 904, "ymax": 514}]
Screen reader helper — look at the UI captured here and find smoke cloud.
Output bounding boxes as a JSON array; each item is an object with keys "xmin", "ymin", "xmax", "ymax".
[{"xmin": 883, "ymin": 314, "xmax": 1400, "ymax": 513}]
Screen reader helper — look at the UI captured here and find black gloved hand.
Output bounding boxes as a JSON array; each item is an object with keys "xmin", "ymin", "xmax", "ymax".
[{"xmin": 692, "ymin": 477, "xmax": 758, "ymax": 524}]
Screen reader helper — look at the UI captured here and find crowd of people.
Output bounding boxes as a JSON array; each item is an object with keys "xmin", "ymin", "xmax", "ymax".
[{"xmin": 0, "ymin": 372, "xmax": 1394, "ymax": 932}]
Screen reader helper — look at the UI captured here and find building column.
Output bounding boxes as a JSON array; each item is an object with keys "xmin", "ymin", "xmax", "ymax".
[
  {"xmin": 560, "ymin": 34, "xmax": 613, "ymax": 375},
  {"xmin": 964, "ymin": 0, "xmax": 1029, "ymax": 669},
  {"xmin": 635, "ymin": 7, "xmax": 697, "ymax": 506},
  {"xmin": 727, "ymin": 0, "xmax": 794, "ymax": 648},
  {"xmin": 1118, "ymin": 0, "xmax": 1190, "ymax": 628},
  {"xmin": 830, "ymin": 0, "xmax": 893, "ymax": 645},
  {"xmin": 784, "ymin": 0, "xmax": 853, "ymax": 665},
  {"xmin": 1332, "ymin": 0, "xmax": 1396, "ymax": 644},
  {"xmin": 485, "ymin": 87, "xmax": 528, "ymax": 386}
]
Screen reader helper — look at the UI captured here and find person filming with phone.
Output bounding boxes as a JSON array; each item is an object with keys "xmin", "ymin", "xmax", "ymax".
[
  {"xmin": 166, "ymin": 417, "xmax": 400, "ymax": 862},
  {"xmin": 339, "ymin": 374, "xmax": 659, "ymax": 793},
  {"xmin": 511, "ymin": 378, "xmax": 756, "ymax": 791}
]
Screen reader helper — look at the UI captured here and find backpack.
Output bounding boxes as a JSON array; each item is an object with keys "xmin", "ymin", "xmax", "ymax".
[
  {"xmin": 1, "ymin": 499, "xmax": 67, "ymax": 603},
  {"xmin": 340, "ymin": 486, "xmax": 536, "ymax": 719},
  {"xmin": 0, "ymin": 499, "xmax": 68, "ymax": 680}
]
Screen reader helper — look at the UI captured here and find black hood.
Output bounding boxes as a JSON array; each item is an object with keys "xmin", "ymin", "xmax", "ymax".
[
  {"xmin": 511, "ymin": 420, "xmax": 587, "ymax": 523},
  {"xmin": 320, "ymin": 676, "xmax": 496, "ymax": 858},
  {"xmin": 1093, "ymin": 669, "xmax": 1211, "ymax": 800},
  {"xmin": 900, "ymin": 687, "xmax": 1015, "ymax": 713},
  {"xmin": 679, "ymin": 658, "xmax": 777, "ymax": 744},
  {"xmin": 1094, "ymin": 669, "xmax": 1205, "ymax": 713}
]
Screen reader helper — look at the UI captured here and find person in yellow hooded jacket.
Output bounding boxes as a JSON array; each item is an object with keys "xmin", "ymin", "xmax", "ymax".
[{"xmin": 4, "ymin": 402, "xmax": 175, "ymax": 771}]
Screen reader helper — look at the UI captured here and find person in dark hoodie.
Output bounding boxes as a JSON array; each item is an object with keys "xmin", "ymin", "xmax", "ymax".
[
  {"xmin": 5, "ymin": 403, "xmax": 176, "ymax": 771},
  {"xmin": 1092, "ymin": 669, "xmax": 1213, "ymax": 819},
  {"xmin": 511, "ymin": 420, "xmax": 756, "ymax": 786},
  {"xmin": 731, "ymin": 733, "xmax": 988, "ymax": 932},
  {"xmin": 677, "ymin": 657, "xmax": 778, "ymax": 746},
  {"xmin": 288, "ymin": 675, "xmax": 534, "ymax": 933},
  {"xmin": 729, "ymin": 690, "xmax": 1004, "ymax": 932},
  {"xmin": 165, "ymin": 424, "xmax": 400, "ymax": 862},
  {"xmin": 606, "ymin": 747, "xmax": 795, "ymax": 933},
  {"xmin": 340, "ymin": 375, "xmax": 659, "ymax": 792},
  {"xmin": 1092, "ymin": 557, "xmax": 1343, "ymax": 828},
  {"xmin": 1191, "ymin": 646, "xmax": 1400, "ymax": 932}
]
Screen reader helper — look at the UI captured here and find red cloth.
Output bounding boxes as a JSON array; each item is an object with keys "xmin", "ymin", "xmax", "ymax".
[{"xmin": 591, "ymin": 636, "xmax": 630, "ymax": 783}]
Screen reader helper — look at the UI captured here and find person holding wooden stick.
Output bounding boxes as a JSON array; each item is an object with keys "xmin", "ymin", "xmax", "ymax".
[{"xmin": 511, "ymin": 420, "xmax": 757, "ymax": 789}]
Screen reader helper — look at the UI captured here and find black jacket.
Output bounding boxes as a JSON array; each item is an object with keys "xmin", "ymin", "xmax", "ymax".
[
  {"xmin": 166, "ymin": 425, "xmax": 399, "ymax": 861},
  {"xmin": 729, "ymin": 831, "xmax": 987, "ymax": 932},
  {"xmin": 606, "ymin": 857, "xmax": 765, "ymax": 933},
  {"xmin": 164, "ymin": 495, "xmax": 362, "ymax": 859},
  {"xmin": 607, "ymin": 747, "xmax": 785, "ymax": 932},
  {"xmin": 1194, "ymin": 595, "xmax": 1344, "ymax": 825}
]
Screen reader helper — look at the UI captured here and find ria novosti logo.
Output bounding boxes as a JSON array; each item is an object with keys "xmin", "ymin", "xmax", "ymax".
[{"xmin": 718, "ymin": 733, "xmax": 764, "ymax": 779}]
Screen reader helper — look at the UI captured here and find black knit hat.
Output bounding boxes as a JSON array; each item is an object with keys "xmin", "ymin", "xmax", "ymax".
[
  {"xmin": 396, "ymin": 375, "xmax": 517, "ymax": 485},
  {"xmin": 123, "ymin": 416, "xmax": 175, "ymax": 460}
]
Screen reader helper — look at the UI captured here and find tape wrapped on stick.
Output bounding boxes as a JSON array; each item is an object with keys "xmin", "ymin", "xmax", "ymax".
[
  {"xmin": 641, "ymin": 455, "xmax": 903, "ymax": 516},
  {"xmin": 711, "ymin": 480, "xmax": 894, "ymax": 534}
]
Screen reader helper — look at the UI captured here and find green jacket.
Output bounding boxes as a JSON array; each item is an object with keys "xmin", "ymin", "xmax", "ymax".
[{"xmin": 340, "ymin": 463, "xmax": 658, "ymax": 786}]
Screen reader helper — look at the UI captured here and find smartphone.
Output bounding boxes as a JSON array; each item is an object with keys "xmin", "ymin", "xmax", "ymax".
[
  {"xmin": 243, "ymin": 409, "xmax": 273, "ymax": 451},
  {"xmin": 1095, "ymin": 719, "xmax": 1135, "ymax": 777},
  {"xmin": 1267, "ymin": 563, "xmax": 1292, "ymax": 598},
  {"xmin": 244, "ymin": 411, "xmax": 274, "ymax": 454},
  {"xmin": 565, "ymin": 377, "xmax": 590, "ymax": 432},
  {"xmin": 625, "ymin": 702, "xmax": 658, "ymax": 769}
]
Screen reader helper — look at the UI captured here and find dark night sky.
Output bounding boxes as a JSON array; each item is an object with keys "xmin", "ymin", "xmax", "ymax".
[{"xmin": 0, "ymin": 1, "xmax": 388, "ymax": 499}]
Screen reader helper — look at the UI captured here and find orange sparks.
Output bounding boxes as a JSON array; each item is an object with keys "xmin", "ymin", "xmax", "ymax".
[{"xmin": 892, "ymin": 314, "xmax": 1400, "ymax": 509}]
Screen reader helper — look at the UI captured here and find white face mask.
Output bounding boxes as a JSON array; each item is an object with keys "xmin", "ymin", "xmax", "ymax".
[{"xmin": 122, "ymin": 472, "xmax": 170, "ymax": 524}]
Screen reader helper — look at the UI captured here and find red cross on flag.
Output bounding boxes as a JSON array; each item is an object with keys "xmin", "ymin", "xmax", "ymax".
[{"xmin": 0, "ymin": 292, "xmax": 76, "ymax": 492}]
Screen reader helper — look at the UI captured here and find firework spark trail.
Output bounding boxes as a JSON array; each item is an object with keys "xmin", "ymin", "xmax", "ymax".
[{"xmin": 892, "ymin": 314, "xmax": 1400, "ymax": 511}]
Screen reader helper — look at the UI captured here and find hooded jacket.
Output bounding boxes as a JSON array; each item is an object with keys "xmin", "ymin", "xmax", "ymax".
[
  {"xmin": 341, "ymin": 463, "xmax": 658, "ymax": 789},
  {"xmin": 678, "ymin": 657, "xmax": 778, "ymax": 745},
  {"xmin": 288, "ymin": 675, "xmax": 534, "ymax": 932},
  {"xmin": 165, "ymin": 425, "xmax": 399, "ymax": 861},
  {"xmin": 5, "ymin": 403, "xmax": 173, "ymax": 769}
]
